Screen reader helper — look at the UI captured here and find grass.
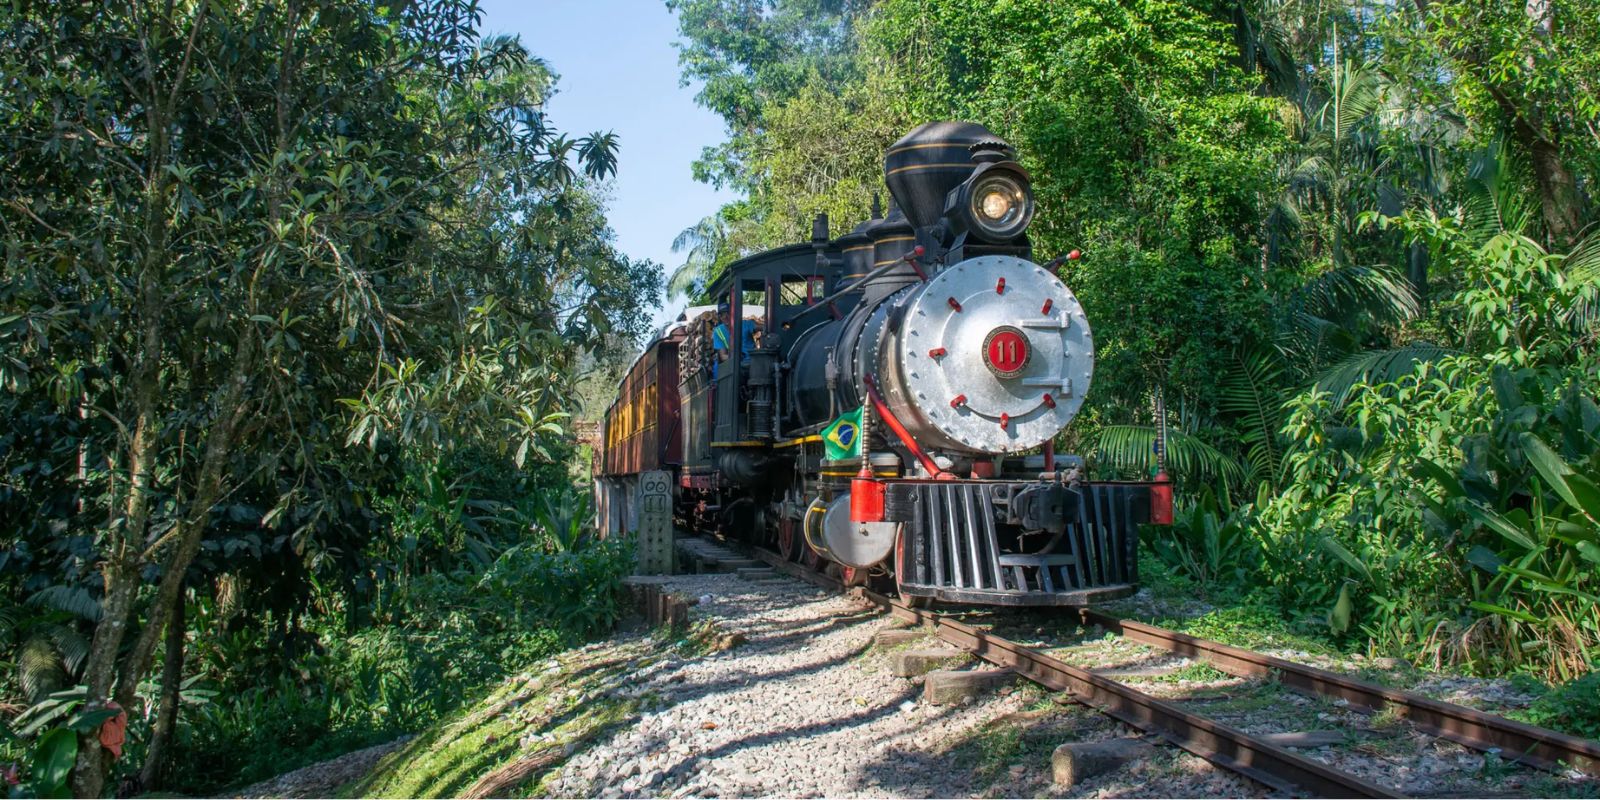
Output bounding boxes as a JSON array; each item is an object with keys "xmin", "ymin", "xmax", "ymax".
[
  {"xmin": 1153, "ymin": 662, "xmax": 1231, "ymax": 683},
  {"xmin": 349, "ymin": 641, "xmax": 655, "ymax": 799},
  {"xmin": 1500, "ymin": 769, "xmax": 1600, "ymax": 799},
  {"xmin": 1174, "ymin": 678, "xmax": 1332, "ymax": 736},
  {"xmin": 1507, "ymin": 671, "xmax": 1600, "ymax": 740},
  {"xmin": 661, "ymin": 618, "xmax": 746, "ymax": 658},
  {"xmin": 348, "ymin": 613, "xmax": 753, "ymax": 798},
  {"xmin": 1351, "ymin": 664, "xmax": 1423, "ymax": 689},
  {"xmin": 939, "ymin": 705, "xmax": 1089, "ymax": 791},
  {"xmin": 1157, "ymin": 603, "xmax": 1337, "ymax": 656}
]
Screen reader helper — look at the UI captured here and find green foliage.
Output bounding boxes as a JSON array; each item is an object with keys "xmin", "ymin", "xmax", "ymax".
[
  {"xmin": 1312, "ymin": 342, "xmax": 1457, "ymax": 409},
  {"xmin": 1217, "ymin": 348, "xmax": 1289, "ymax": 489},
  {"xmin": 1143, "ymin": 492, "xmax": 1261, "ymax": 591},
  {"xmin": 1515, "ymin": 672, "xmax": 1600, "ymax": 741},
  {"xmin": 1252, "ymin": 356, "xmax": 1598, "ymax": 674},
  {"xmin": 1092, "ymin": 425, "xmax": 1246, "ymax": 493},
  {"xmin": 0, "ymin": 0, "xmax": 657, "ymax": 793},
  {"xmin": 1415, "ymin": 422, "xmax": 1600, "ymax": 679},
  {"xmin": 529, "ymin": 489, "xmax": 598, "ymax": 555},
  {"xmin": 3, "ymin": 705, "xmax": 123, "ymax": 798},
  {"xmin": 1377, "ymin": 1, "xmax": 1598, "ymax": 244},
  {"xmin": 1162, "ymin": 600, "xmax": 1335, "ymax": 656},
  {"xmin": 352, "ymin": 643, "xmax": 649, "ymax": 799},
  {"xmin": 168, "ymin": 536, "xmax": 632, "ymax": 794},
  {"xmin": 665, "ymin": 0, "xmax": 869, "ymax": 191},
  {"xmin": 29, "ymin": 728, "xmax": 75, "ymax": 799}
]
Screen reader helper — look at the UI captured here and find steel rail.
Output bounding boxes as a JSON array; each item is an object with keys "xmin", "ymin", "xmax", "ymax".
[
  {"xmin": 881, "ymin": 593, "xmax": 1399, "ymax": 798},
  {"xmin": 1080, "ymin": 610, "xmax": 1600, "ymax": 777},
  {"xmin": 748, "ymin": 547, "xmax": 1398, "ymax": 798}
]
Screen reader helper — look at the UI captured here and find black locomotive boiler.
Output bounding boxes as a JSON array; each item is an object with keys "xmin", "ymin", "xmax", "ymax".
[{"xmin": 598, "ymin": 121, "xmax": 1171, "ymax": 605}]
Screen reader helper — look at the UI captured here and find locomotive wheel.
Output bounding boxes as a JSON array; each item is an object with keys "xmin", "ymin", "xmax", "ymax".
[
  {"xmin": 777, "ymin": 517, "xmax": 798, "ymax": 561},
  {"xmin": 802, "ymin": 539, "xmax": 821, "ymax": 569}
]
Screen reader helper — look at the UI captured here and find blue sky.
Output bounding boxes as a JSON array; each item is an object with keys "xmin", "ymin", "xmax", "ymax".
[{"xmin": 479, "ymin": 0, "xmax": 736, "ymax": 329}]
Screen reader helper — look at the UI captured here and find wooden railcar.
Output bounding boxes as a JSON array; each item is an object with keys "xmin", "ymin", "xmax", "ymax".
[{"xmin": 596, "ymin": 321, "xmax": 686, "ymax": 535}]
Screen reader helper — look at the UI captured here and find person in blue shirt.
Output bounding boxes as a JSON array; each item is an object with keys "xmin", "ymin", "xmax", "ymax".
[{"xmin": 712, "ymin": 302, "xmax": 761, "ymax": 378}]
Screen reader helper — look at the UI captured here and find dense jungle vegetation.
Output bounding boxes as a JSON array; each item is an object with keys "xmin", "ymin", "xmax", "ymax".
[
  {"xmin": 666, "ymin": 0, "xmax": 1599, "ymax": 708},
  {"xmin": 0, "ymin": 0, "xmax": 660, "ymax": 795},
  {"xmin": 1, "ymin": 0, "xmax": 1597, "ymax": 796}
]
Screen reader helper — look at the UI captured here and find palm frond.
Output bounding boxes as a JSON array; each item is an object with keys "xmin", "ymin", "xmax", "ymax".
[
  {"xmin": 666, "ymin": 261, "xmax": 706, "ymax": 299},
  {"xmin": 1331, "ymin": 64, "xmax": 1385, "ymax": 136},
  {"xmin": 1312, "ymin": 342, "xmax": 1456, "ymax": 407},
  {"xmin": 14, "ymin": 687, "xmax": 86, "ymax": 737},
  {"xmin": 1292, "ymin": 152, "xmax": 1331, "ymax": 182},
  {"xmin": 668, "ymin": 215, "xmax": 733, "ymax": 299},
  {"xmin": 26, "ymin": 585, "xmax": 101, "ymax": 622},
  {"xmin": 46, "ymin": 625, "xmax": 89, "ymax": 676},
  {"xmin": 1279, "ymin": 311, "xmax": 1360, "ymax": 372},
  {"xmin": 1558, "ymin": 229, "xmax": 1600, "ymax": 336},
  {"xmin": 1288, "ymin": 263, "xmax": 1418, "ymax": 329},
  {"xmin": 1091, "ymin": 425, "xmax": 1247, "ymax": 492},
  {"xmin": 1217, "ymin": 348, "xmax": 1288, "ymax": 487},
  {"xmin": 18, "ymin": 636, "xmax": 66, "ymax": 703},
  {"xmin": 1228, "ymin": 0, "xmax": 1303, "ymax": 97},
  {"xmin": 1461, "ymin": 140, "xmax": 1536, "ymax": 241},
  {"xmin": 1565, "ymin": 228, "xmax": 1600, "ymax": 285}
]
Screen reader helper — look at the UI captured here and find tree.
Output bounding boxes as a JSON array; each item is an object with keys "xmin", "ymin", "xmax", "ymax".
[
  {"xmin": 0, "ymin": 1, "xmax": 656, "ymax": 792},
  {"xmin": 666, "ymin": 0, "xmax": 870, "ymax": 192},
  {"xmin": 859, "ymin": 0, "xmax": 1286, "ymax": 413},
  {"xmin": 1390, "ymin": 0, "xmax": 1597, "ymax": 247}
]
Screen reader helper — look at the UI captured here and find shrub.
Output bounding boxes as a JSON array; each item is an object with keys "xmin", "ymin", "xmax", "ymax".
[
  {"xmin": 1517, "ymin": 672, "xmax": 1600, "ymax": 740},
  {"xmin": 1142, "ymin": 489, "xmax": 1261, "ymax": 592},
  {"xmin": 163, "ymin": 535, "xmax": 632, "ymax": 794},
  {"xmin": 1249, "ymin": 355, "xmax": 1600, "ymax": 676}
]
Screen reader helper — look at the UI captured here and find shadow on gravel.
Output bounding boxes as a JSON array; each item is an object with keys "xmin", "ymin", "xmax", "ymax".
[
  {"xmin": 734, "ymin": 606, "xmax": 883, "ymax": 635},
  {"xmin": 650, "ymin": 684, "xmax": 924, "ymax": 785},
  {"xmin": 658, "ymin": 637, "xmax": 877, "ymax": 706},
  {"xmin": 852, "ymin": 704, "xmax": 1170, "ymax": 799},
  {"xmin": 741, "ymin": 612, "xmax": 882, "ymax": 650}
]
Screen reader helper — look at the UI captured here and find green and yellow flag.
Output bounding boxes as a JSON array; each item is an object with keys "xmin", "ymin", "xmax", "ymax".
[{"xmin": 822, "ymin": 406, "xmax": 863, "ymax": 461}]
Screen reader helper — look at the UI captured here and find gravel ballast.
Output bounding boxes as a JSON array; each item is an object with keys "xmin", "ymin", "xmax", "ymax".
[{"xmin": 545, "ymin": 571, "xmax": 1255, "ymax": 798}]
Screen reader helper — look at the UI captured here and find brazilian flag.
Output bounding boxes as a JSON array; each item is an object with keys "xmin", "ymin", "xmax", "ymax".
[{"xmin": 822, "ymin": 406, "xmax": 863, "ymax": 461}]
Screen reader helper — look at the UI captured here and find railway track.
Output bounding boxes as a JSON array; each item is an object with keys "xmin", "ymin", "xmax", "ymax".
[{"xmin": 717, "ymin": 542, "xmax": 1600, "ymax": 798}]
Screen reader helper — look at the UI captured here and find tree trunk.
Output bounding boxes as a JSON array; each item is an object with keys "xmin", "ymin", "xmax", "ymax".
[
  {"xmin": 1478, "ymin": 75, "xmax": 1585, "ymax": 247},
  {"xmin": 116, "ymin": 334, "xmax": 257, "ymax": 713},
  {"xmin": 70, "ymin": 561, "xmax": 140, "ymax": 797},
  {"xmin": 71, "ymin": 5, "xmax": 212, "ymax": 795},
  {"xmin": 138, "ymin": 596, "xmax": 186, "ymax": 790},
  {"xmin": 72, "ymin": 292, "xmax": 164, "ymax": 798},
  {"xmin": 1413, "ymin": 0, "xmax": 1586, "ymax": 247},
  {"xmin": 1521, "ymin": 114, "xmax": 1585, "ymax": 247}
]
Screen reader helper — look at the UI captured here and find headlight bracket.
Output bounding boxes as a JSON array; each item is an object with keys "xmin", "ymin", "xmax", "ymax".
[{"xmin": 942, "ymin": 161, "xmax": 1035, "ymax": 244}]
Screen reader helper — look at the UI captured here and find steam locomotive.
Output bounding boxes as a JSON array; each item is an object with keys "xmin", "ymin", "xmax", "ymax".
[{"xmin": 597, "ymin": 121, "xmax": 1171, "ymax": 606}]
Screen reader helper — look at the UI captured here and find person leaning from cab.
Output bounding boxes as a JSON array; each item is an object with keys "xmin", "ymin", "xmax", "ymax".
[{"xmin": 712, "ymin": 301, "xmax": 761, "ymax": 378}]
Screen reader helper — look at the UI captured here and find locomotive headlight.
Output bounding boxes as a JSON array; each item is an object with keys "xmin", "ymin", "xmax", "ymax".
[
  {"xmin": 978, "ymin": 188, "xmax": 1014, "ymax": 221},
  {"xmin": 950, "ymin": 165, "xmax": 1034, "ymax": 242}
]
